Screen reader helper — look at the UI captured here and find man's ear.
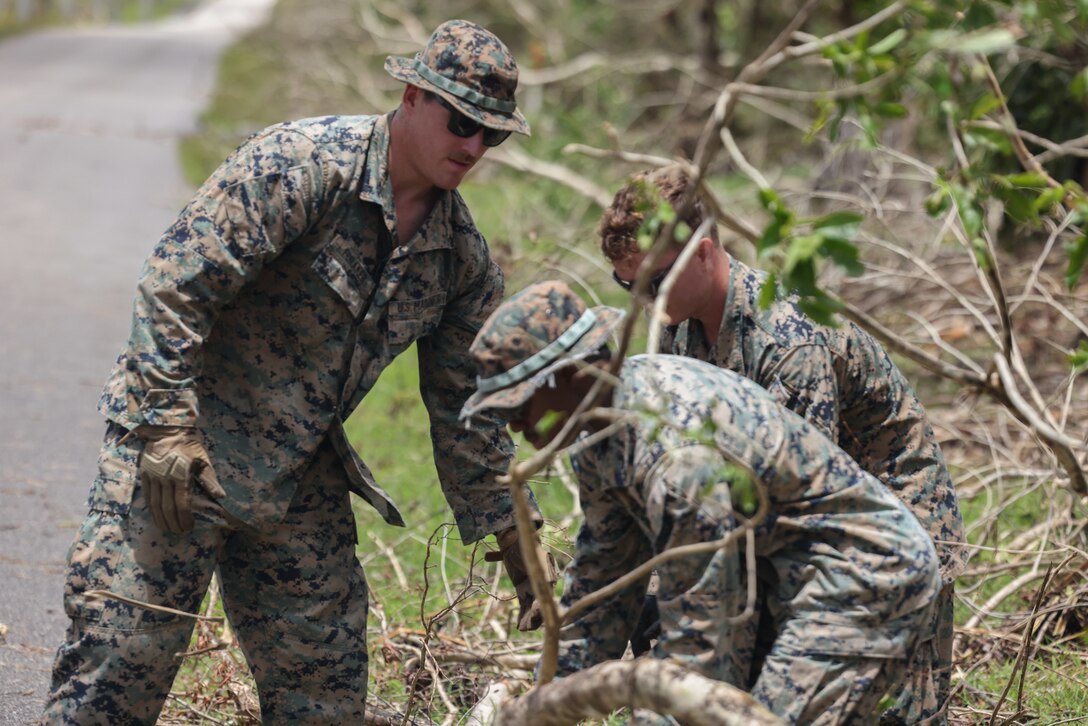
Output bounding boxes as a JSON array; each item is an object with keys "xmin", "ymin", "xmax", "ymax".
[
  {"xmin": 402, "ymin": 84, "xmax": 422, "ymax": 109},
  {"xmin": 696, "ymin": 234, "xmax": 715, "ymax": 261}
]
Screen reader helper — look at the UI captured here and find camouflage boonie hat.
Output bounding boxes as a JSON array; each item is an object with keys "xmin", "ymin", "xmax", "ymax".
[
  {"xmin": 461, "ymin": 280, "xmax": 624, "ymax": 420},
  {"xmin": 385, "ymin": 19, "xmax": 531, "ymax": 136}
]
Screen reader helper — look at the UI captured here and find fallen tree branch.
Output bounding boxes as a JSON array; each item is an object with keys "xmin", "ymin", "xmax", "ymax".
[{"xmin": 494, "ymin": 659, "xmax": 783, "ymax": 726}]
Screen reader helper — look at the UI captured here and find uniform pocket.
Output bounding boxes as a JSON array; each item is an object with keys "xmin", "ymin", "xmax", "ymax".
[
  {"xmin": 86, "ymin": 422, "xmax": 139, "ymax": 515},
  {"xmin": 386, "ymin": 292, "xmax": 446, "ymax": 349},
  {"xmin": 313, "ymin": 242, "xmax": 377, "ymax": 320}
]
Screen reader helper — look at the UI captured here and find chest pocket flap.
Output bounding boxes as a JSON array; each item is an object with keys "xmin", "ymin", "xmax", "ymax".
[{"xmin": 313, "ymin": 239, "xmax": 379, "ymax": 320}]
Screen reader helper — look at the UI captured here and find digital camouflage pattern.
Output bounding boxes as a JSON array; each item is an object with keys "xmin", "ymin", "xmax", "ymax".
[
  {"xmin": 97, "ymin": 113, "xmax": 519, "ymax": 541},
  {"xmin": 660, "ymin": 255, "xmax": 966, "ymax": 582},
  {"xmin": 46, "ymin": 111, "xmax": 529, "ymax": 722},
  {"xmin": 559, "ymin": 354, "xmax": 941, "ymax": 724},
  {"xmin": 43, "ymin": 424, "xmax": 370, "ymax": 723},
  {"xmin": 384, "ymin": 19, "xmax": 531, "ymax": 135},
  {"xmin": 462, "ymin": 280, "xmax": 624, "ymax": 417},
  {"xmin": 660, "ymin": 254, "xmax": 966, "ymax": 723}
]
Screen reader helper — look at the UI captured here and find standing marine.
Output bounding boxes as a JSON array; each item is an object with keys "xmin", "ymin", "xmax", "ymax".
[{"xmin": 42, "ymin": 19, "xmax": 551, "ymax": 724}]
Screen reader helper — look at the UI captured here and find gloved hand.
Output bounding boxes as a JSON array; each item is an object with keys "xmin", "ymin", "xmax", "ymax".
[
  {"xmin": 486, "ymin": 525, "xmax": 558, "ymax": 631},
  {"xmin": 136, "ymin": 425, "xmax": 225, "ymax": 534}
]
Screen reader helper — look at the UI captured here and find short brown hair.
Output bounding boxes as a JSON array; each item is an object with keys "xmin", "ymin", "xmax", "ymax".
[{"xmin": 597, "ymin": 165, "xmax": 717, "ymax": 262}]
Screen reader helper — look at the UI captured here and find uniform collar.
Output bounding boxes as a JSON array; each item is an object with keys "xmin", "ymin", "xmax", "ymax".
[
  {"xmin": 358, "ymin": 112, "xmax": 395, "ymax": 213},
  {"xmin": 358, "ymin": 112, "xmax": 454, "ymax": 254}
]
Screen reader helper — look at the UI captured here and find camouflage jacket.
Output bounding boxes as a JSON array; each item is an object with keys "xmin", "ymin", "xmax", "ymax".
[
  {"xmin": 98, "ymin": 114, "xmax": 520, "ymax": 542},
  {"xmin": 661, "ymin": 255, "xmax": 966, "ymax": 581},
  {"xmin": 558, "ymin": 355, "xmax": 941, "ymax": 676}
]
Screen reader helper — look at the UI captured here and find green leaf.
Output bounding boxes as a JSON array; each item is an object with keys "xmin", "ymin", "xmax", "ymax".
[
  {"xmin": 972, "ymin": 237, "xmax": 991, "ymax": 270},
  {"xmin": 806, "ymin": 100, "xmax": 833, "ymax": 142},
  {"xmin": 924, "ymin": 30, "xmax": 958, "ymax": 50},
  {"xmin": 784, "ymin": 234, "xmax": 824, "ymax": 274},
  {"xmin": 812, "ymin": 211, "xmax": 864, "ymax": 239},
  {"xmin": 674, "ymin": 221, "xmax": 693, "ymax": 243},
  {"xmin": 758, "ymin": 274, "xmax": 778, "ymax": 310},
  {"xmin": 962, "ymin": 127, "xmax": 1013, "ymax": 155},
  {"xmin": 1005, "ymin": 172, "xmax": 1051, "ymax": 188},
  {"xmin": 1066, "ymin": 231, "xmax": 1088, "ymax": 289},
  {"xmin": 867, "ymin": 28, "xmax": 908, "ymax": 56},
  {"xmin": 969, "ymin": 92, "xmax": 1003, "ymax": 120},
  {"xmin": 759, "ymin": 187, "xmax": 782, "ymax": 210},
  {"xmin": 939, "ymin": 28, "xmax": 1017, "ymax": 56},
  {"xmin": 925, "ymin": 188, "xmax": 950, "ymax": 217},
  {"xmin": 534, "ymin": 410, "xmax": 568, "ymax": 439},
  {"xmin": 798, "ymin": 294, "xmax": 843, "ymax": 327},
  {"xmin": 1070, "ymin": 341, "xmax": 1088, "ymax": 374},
  {"xmin": 1033, "ymin": 187, "xmax": 1066, "ymax": 215},
  {"xmin": 858, "ymin": 111, "xmax": 879, "ymax": 147},
  {"xmin": 821, "ymin": 237, "xmax": 865, "ymax": 276},
  {"xmin": 1071, "ymin": 67, "xmax": 1088, "ymax": 103},
  {"xmin": 875, "ymin": 102, "xmax": 908, "ymax": 118},
  {"xmin": 793, "ymin": 256, "xmax": 819, "ymax": 286},
  {"xmin": 998, "ymin": 189, "xmax": 1038, "ymax": 225},
  {"xmin": 657, "ymin": 201, "xmax": 677, "ymax": 224},
  {"xmin": 727, "ymin": 467, "xmax": 759, "ymax": 516},
  {"xmin": 951, "ymin": 184, "xmax": 985, "ymax": 238},
  {"xmin": 757, "ymin": 219, "xmax": 786, "ymax": 254},
  {"xmin": 961, "ymin": 206, "xmax": 984, "ymax": 238}
]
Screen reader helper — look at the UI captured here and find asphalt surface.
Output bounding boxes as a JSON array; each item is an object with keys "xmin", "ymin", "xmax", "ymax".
[{"xmin": 0, "ymin": 1, "xmax": 274, "ymax": 721}]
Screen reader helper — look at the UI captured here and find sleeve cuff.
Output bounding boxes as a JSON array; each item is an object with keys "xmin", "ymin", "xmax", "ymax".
[{"xmin": 139, "ymin": 388, "xmax": 200, "ymax": 427}]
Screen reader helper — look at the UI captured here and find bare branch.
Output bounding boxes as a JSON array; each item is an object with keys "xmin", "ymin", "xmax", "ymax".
[
  {"xmin": 495, "ymin": 659, "xmax": 784, "ymax": 726},
  {"xmin": 518, "ymin": 51, "xmax": 702, "ymax": 86},
  {"xmin": 991, "ymin": 354, "xmax": 1087, "ymax": 493},
  {"xmin": 488, "ymin": 147, "xmax": 612, "ymax": 208}
]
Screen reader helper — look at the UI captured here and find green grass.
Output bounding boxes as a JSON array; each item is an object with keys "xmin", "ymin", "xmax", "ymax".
[
  {"xmin": 951, "ymin": 482, "xmax": 1088, "ymax": 722},
  {"xmin": 344, "ymin": 344, "xmax": 576, "ymax": 625},
  {"xmin": 959, "ymin": 656, "xmax": 1088, "ymax": 723}
]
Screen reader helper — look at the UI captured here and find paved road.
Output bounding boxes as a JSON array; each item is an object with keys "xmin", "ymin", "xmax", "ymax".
[{"xmin": 0, "ymin": 1, "xmax": 274, "ymax": 721}]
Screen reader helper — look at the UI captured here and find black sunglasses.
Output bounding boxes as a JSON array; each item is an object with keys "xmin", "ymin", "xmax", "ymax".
[
  {"xmin": 433, "ymin": 95, "xmax": 512, "ymax": 147},
  {"xmin": 611, "ymin": 257, "xmax": 677, "ymax": 297}
]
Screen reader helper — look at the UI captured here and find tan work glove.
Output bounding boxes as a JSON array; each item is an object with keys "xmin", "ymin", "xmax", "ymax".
[
  {"xmin": 136, "ymin": 425, "xmax": 225, "ymax": 534},
  {"xmin": 487, "ymin": 526, "xmax": 558, "ymax": 631}
]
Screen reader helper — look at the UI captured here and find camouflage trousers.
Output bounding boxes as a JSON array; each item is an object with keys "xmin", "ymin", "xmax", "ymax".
[
  {"xmin": 752, "ymin": 649, "xmax": 904, "ymax": 725},
  {"xmin": 648, "ymin": 541, "xmax": 934, "ymax": 726},
  {"xmin": 41, "ymin": 423, "xmax": 370, "ymax": 725},
  {"xmin": 880, "ymin": 584, "xmax": 955, "ymax": 725},
  {"xmin": 631, "ymin": 649, "xmax": 903, "ymax": 726}
]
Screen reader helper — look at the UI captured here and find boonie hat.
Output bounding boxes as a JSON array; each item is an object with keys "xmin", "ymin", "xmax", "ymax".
[
  {"xmin": 461, "ymin": 280, "xmax": 624, "ymax": 420},
  {"xmin": 385, "ymin": 19, "xmax": 531, "ymax": 136}
]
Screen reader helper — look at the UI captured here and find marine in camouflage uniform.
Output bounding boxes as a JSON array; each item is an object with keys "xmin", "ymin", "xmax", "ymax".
[
  {"xmin": 43, "ymin": 20, "xmax": 542, "ymax": 725},
  {"xmin": 603, "ymin": 166, "xmax": 967, "ymax": 723},
  {"xmin": 459, "ymin": 280, "xmax": 942, "ymax": 725}
]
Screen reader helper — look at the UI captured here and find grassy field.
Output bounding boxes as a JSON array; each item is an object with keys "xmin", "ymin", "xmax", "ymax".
[{"xmin": 161, "ymin": 0, "xmax": 1088, "ymax": 723}]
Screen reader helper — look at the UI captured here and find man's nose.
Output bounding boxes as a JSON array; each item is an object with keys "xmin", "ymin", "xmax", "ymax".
[{"xmin": 462, "ymin": 129, "xmax": 487, "ymax": 157}]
